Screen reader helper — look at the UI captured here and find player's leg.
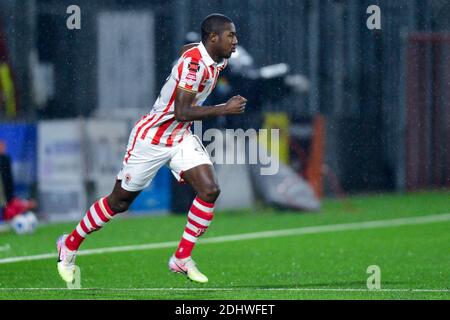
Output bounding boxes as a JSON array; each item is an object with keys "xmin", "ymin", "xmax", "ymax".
[
  {"xmin": 63, "ymin": 180, "xmax": 141, "ymax": 252},
  {"xmin": 167, "ymin": 135, "xmax": 219, "ymax": 283},
  {"xmin": 57, "ymin": 180, "xmax": 141, "ymax": 283},
  {"xmin": 173, "ymin": 164, "xmax": 219, "ymax": 259},
  {"xmin": 57, "ymin": 122, "xmax": 171, "ymax": 283}
]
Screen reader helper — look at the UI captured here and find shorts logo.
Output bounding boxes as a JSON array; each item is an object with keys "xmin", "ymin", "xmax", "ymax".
[{"xmin": 124, "ymin": 173, "xmax": 132, "ymax": 185}]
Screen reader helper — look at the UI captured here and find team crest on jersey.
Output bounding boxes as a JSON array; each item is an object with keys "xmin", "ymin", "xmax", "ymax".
[{"xmin": 124, "ymin": 173, "xmax": 132, "ymax": 185}]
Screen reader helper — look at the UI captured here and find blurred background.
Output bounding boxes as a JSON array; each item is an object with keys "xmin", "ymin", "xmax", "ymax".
[{"xmin": 0, "ymin": 0, "xmax": 449, "ymax": 224}]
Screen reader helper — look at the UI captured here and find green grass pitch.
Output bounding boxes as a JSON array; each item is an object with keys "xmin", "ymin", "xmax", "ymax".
[{"xmin": 0, "ymin": 191, "xmax": 449, "ymax": 300}]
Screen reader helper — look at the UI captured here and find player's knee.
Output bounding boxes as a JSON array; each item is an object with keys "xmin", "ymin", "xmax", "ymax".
[
  {"xmin": 107, "ymin": 198, "xmax": 131, "ymax": 214},
  {"xmin": 198, "ymin": 183, "xmax": 221, "ymax": 203}
]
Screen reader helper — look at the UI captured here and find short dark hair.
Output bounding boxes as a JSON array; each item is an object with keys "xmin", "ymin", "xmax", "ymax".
[{"xmin": 201, "ymin": 14, "xmax": 233, "ymax": 43}]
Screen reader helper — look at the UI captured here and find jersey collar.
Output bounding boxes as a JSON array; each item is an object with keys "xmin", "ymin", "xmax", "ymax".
[{"xmin": 199, "ymin": 42, "xmax": 225, "ymax": 67}]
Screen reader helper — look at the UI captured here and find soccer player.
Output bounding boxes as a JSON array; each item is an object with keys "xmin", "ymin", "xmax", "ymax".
[{"xmin": 57, "ymin": 13, "xmax": 246, "ymax": 284}]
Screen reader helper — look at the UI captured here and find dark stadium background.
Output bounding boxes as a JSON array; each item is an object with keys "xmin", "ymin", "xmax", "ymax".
[
  {"xmin": 0, "ymin": 0, "xmax": 448, "ymax": 301},
  {"xmin": 1, "ymin": 0, "xmax": 449, "ymax": 197}
]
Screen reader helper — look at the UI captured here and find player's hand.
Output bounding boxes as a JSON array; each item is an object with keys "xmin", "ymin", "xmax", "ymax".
[{"xmin": 223, "ymin": 95, "xmax": 247, "ymax": 115}]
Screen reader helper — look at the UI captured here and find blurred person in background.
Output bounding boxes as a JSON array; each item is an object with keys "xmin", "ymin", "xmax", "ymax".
[
  {"xmin": 181, "ymin": 31, "xmax": 310, "ymax": 133},
  {"xmin": 0, "ymin": 141, "xmax": 36, "ymax": 221}
]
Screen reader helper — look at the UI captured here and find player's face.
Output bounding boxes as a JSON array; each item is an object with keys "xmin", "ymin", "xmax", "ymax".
[{"xmin": 217, "ymin": 23, "xmax": 238, "ymax": 59}]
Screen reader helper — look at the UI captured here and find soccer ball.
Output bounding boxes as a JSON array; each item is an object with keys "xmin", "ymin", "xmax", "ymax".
[
  {"xmin": 24, "ymin": 211, "xmax": 38, "ymax": 232},
  {"xmin": 10, "ymin": 211, "xmax": 38, "ymax": 235}
]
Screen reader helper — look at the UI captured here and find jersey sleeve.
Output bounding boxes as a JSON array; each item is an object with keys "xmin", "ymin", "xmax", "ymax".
[{"xmin": 177, "ymin": 57, "xmax": 205, "ymax": 93}]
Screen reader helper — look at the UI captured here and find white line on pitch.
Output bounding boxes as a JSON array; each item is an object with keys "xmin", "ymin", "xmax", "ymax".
[
  {"xmin": 0, "ymin": 213, "xmax": 449, "ymax": 265},
  {"xmin": 0, "ymin": 287, "xmax": 448, "ymax": 293}
]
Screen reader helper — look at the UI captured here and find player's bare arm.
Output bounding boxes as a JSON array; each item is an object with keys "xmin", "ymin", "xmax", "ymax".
[{"xmin": 174, "ymin": 88, "xmax": 247, "ymax": 122}]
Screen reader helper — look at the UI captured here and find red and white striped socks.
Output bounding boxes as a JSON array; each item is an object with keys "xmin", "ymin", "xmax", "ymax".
[
  {"xmin": 175, "ymin": 196, "xmax": 215, "ymax": 259},
  {"xmin": 64, "ymin": 195, "xmax": 214, "ymax": 257},
  {"xmin": 65, "ymin": 197, "xmax": 115, "ymax": 251}
]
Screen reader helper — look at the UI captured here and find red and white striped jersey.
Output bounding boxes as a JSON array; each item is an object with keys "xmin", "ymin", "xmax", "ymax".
[{"xmin": 127, "ymin": 42, "xmax": 227, "ymax": 152}]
